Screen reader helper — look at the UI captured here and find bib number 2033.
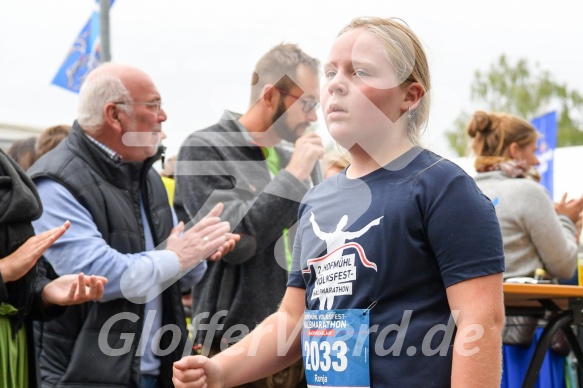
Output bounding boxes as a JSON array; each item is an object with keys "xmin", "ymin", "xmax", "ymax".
[
  {"xmin": 303, "ymin": 340, "xmax": 348, "ymax": 372},
  {"xmin": 302, "ymin": 309, "xmax": 370, "ymax": 387}
]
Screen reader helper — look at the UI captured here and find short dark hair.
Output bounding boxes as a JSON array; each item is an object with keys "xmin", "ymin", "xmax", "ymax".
[{"xmin": 250, "ymin": 43, "xmax": 320, "ymax": 105}]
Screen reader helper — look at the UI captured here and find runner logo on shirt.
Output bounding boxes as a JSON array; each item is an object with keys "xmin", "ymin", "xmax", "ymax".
[{"xmin": 303, "ymin": 213, "xmax": 383, "ymax": 309}]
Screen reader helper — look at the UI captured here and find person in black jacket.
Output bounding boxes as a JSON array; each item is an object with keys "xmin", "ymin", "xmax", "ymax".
[
  {"xmin": 0, "ymin": 148, "xmax": 106, "ymax": 388},
  {"xmin": 174, "ymin": 43, "xmax": 323, "ymax": 388},
  {"xmin": 29, "ymin": 63, "xmax": 239, "ymax": 388}
]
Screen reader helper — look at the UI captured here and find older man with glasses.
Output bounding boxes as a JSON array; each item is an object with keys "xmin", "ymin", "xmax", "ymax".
[
  {"xmin": 174, "ymin": 43, "xmax": 324, "ymax": 388},
  {"xmin": 28, "ymin": 63, "xmax": 238, "ymax": 388}
]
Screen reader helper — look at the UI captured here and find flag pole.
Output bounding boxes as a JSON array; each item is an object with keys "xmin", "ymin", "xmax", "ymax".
[{"xmin": 99, "ymin": 0, "xmax": 111, "ymax": 63}]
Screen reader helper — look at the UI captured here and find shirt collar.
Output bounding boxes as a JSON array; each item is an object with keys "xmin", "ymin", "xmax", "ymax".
[{"xmin": 83, "ymin": 132, "xmax": 122, "ymax": 163}]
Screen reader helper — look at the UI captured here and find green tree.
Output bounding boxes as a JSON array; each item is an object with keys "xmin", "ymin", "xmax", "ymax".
[
  {"xmin": 445, "ymin": 55, "xmax": 583, "ymax": 156},
  {"xmin": 444, "ymin": 111, "xmax": 471, "ymax": 157}
]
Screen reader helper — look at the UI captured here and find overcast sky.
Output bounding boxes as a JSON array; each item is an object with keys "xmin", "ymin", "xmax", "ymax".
[{"xmin": 1, "ymin": 0, "xmax": 582, "ymax": 159}]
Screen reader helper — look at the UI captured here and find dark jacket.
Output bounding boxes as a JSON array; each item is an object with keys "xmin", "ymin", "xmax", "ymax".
[
  {"xmin": 0, "ymin": 148, "xmax": 64, "ymax": 388},
  {"xmin": 174, "ymin": 111, "xmax": 309, "ymax": 348},
  {"xmin": 28, "ymin": 122, "xmax": 186, "ymax": 388}
]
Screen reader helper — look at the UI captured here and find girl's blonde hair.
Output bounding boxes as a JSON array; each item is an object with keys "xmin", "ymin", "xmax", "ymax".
[{"xmin": 338, "ymin": 17, "xmax": 431, "ymax": 145}]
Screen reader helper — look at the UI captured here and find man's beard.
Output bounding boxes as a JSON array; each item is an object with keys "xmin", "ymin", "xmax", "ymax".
[{"xmin": 270, "ymin": 98, "xmax": 300, "ymax": 143}]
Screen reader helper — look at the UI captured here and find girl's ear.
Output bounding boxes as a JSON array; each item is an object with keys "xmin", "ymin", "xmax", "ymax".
[{"xmin": 402, "ymin": 82, "xmax": 423, "ymax": 111}]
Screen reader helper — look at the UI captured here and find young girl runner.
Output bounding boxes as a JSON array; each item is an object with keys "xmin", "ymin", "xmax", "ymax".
[{"xmin": 174, "ymin": 16, "xmax": 505, "ymax": 388}]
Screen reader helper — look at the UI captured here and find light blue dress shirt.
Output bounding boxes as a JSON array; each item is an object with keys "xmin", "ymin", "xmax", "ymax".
[{"xmin": 33, "ymin": 178, "xmax": 206, "ymax": 377}]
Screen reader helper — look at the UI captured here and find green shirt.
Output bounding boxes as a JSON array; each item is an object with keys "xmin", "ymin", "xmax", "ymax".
[
  {"xmin": 263, "ymin": 147, "xmax": 293, "ymax": 272},
  {"xmin": 0, "ymin": 303, "xmax": 28, "ymax": 388}
]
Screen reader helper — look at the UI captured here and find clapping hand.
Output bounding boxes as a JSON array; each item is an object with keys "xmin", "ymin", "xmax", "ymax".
[
  {"xmin": 41, "ymin": 273, "xmax": 108, "ymax": 307},
  {"xmin": 0, "ymin": 221, "xmax": 70, "ymax": 283},
  {"xmin": 554, "ymin": 193, "xmax": 583, "ymax": 224},
  {"xmin": 167, "ymin": 203, "xmax": 239, "ymax": 270},
  {"xmin": 207, "ymin": 232, "xmax": 240, "ymax": 262}
]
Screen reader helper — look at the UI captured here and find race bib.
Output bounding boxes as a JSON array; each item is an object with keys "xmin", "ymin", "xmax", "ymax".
[{"xmin": 302, "ymin": 309, "xmax": 370, "ymax": 388}]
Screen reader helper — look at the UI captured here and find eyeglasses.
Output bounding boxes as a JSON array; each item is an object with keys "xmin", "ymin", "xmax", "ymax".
[
  {"xmin": 114, "ymin": 100, "xmax": 163, "ymax": 114},
  {"xmin": 274, "ymin": 87, "xmax": 319, "ymax": 113}
]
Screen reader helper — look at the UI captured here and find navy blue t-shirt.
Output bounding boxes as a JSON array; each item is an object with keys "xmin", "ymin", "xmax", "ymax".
[{"xmin": 288, "ymin": 148, "xmax": 504, "ymax": 387}]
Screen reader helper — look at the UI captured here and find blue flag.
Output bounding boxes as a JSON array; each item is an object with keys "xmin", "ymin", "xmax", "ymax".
[
  {"xmin": 51, "ymin": 0, "xmax": 114, "ymax": 93},
  {"xmin": 531, "ymin": 111, "xmax": 557, "ymax": 199}
]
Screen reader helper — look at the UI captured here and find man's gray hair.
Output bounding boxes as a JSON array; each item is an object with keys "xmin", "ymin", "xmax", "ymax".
[{"xmin": 77, "ymin": 67, "xmax": 132, "ymax": 131}]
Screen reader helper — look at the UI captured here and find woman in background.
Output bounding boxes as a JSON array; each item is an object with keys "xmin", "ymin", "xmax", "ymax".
[
  {"xmin": 467, "ymin": 110, "xmax": 583, "ymax": 387},
  {"xmin": 468, "ymin": 111, "xmax": 582, "ymax": 281}
]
